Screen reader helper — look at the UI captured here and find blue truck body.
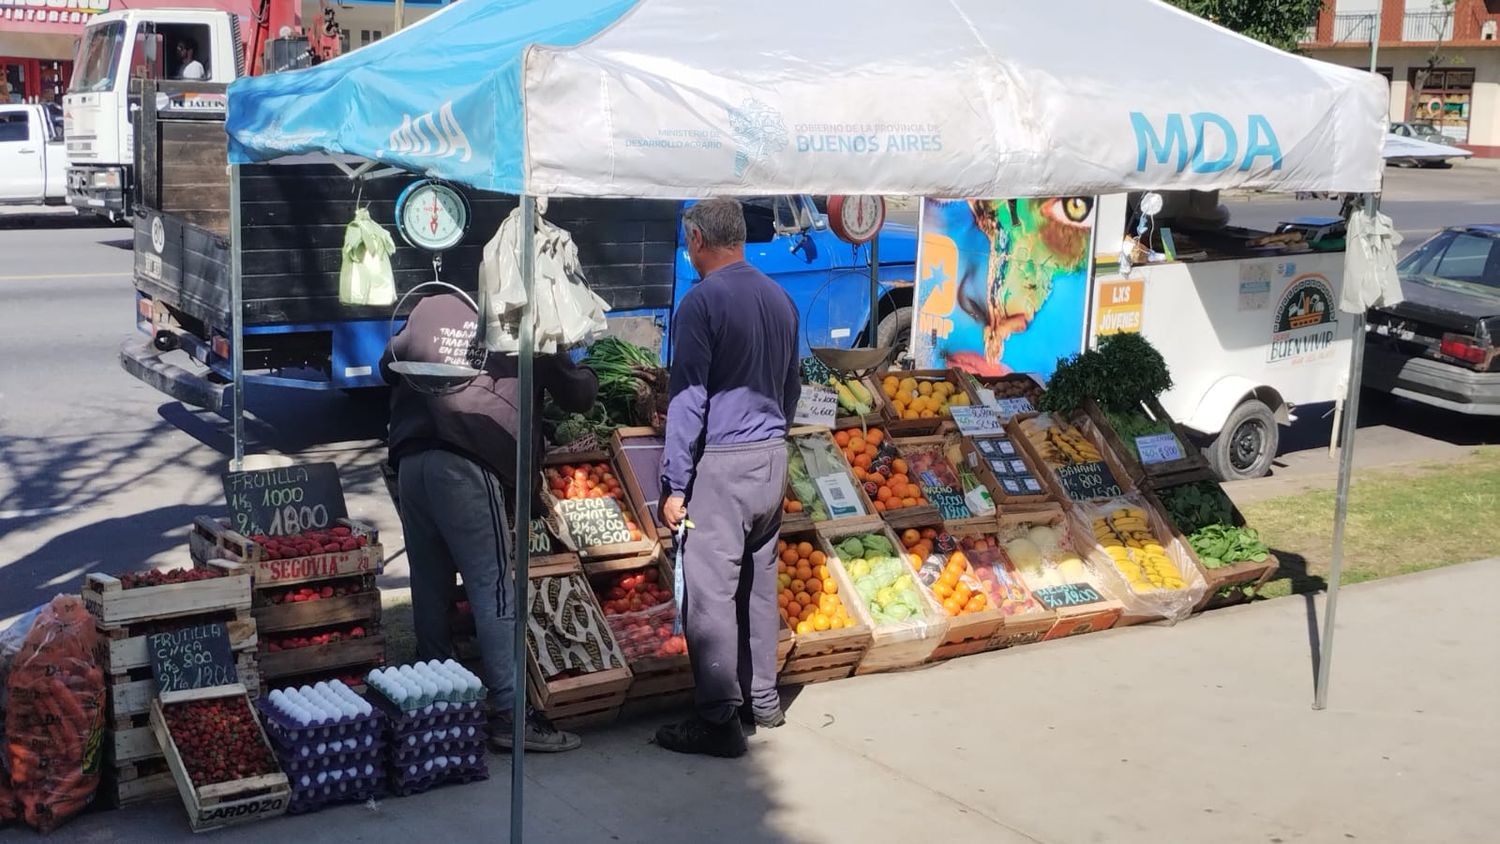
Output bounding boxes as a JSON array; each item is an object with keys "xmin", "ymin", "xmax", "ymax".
[{"xmin": 129, "ymin": 198, "xmax": 918, "ymax": 404}]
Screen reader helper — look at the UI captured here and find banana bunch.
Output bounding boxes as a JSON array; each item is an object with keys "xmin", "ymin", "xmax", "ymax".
[
  {"xmin": 1092, "ymin": 506, "xmax": 1185, "ymax": 593},
  {"xmin": 1019, "ymin": 417, "xmax": 1101, "ymax": 466},
  {"xmin": 800, "ymin": 356, "xmax": 873, "ymax": 415}
]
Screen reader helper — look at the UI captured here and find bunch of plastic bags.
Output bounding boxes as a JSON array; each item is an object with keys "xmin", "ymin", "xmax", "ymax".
[{"xmin": 477, "ymin": 204, "xmax": 610, "ymax": 354}]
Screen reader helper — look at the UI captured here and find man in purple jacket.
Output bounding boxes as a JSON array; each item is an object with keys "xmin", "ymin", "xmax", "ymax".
[{"xmin": 656, "ymin": 198, "xmax": 801, "ymax": 758}]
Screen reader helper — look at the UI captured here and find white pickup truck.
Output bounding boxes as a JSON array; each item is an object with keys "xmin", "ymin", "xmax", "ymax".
[{"xmin": 0, "ymin": 103, "xmax": 68, "ymax": 206}]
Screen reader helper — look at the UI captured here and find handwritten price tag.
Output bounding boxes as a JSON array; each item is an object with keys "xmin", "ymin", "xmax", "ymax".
[
  {"xmin": 794, "ymin": 383, "xmax": 839, "ymax": 428},
  {"xmin": 949, "ymin": 406, "xmax": 1004, "ymax": 437},
  {"xmin": 149, "ymin": 623, "xmax": 238, "ymax": 695},
  {"xmin": 1033, "ymin": 583, "xmax": 1106, "ymax": 610},
  {"xmin": 1135, "ymin": 433, "xmax": 1185, "ymax": 465},
  {"xmin": 996, "ymin": 397, "xmax": 1036, "ymax": 419}
]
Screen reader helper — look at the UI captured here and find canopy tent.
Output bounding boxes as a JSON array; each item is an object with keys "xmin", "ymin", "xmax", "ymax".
[
  {"xmin": 223, "ymin": 1, "xmax": 1396, "ymax": 833},
  {"xmin": 228, "ymin": 0, "xmax": 1388, "ymax": 198}
]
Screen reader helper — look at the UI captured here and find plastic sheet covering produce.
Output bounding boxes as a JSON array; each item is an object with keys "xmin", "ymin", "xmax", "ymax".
[{"xmin": 1070, "ymin": 496, "xmax": 1206, "ymax": 622}]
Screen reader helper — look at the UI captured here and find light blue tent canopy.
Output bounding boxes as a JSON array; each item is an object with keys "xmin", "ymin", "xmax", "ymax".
[{"xmin": 226, "ymin": 0, "xmax": 637, "ymax": 192}]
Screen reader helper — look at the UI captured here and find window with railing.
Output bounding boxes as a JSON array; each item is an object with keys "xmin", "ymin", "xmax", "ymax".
[
  {"xmin": 1334, "ymin": 13, "xmax": 1377, "ymax": 41},
  {"xmin": 1403, "ymin": 10, "xmax": 1454, "ymax": 41}
]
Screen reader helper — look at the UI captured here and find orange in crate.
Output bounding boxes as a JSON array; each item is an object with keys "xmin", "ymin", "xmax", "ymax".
[
  {"xmin": 776, "ymin": 539, "xmax": 854, "ymax": 633},
  {"xmin": 834, "ymin": 428, "xmax": 927, "ymax": 513}
]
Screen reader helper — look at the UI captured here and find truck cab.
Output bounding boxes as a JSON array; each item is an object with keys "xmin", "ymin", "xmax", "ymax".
[
  {"xmin": 64, "ymin": 8, "xmax": 242, "ymax": 220},
  {"xmin": 0, "ymin": 103, "xmax": 67, "ymax": 206}
]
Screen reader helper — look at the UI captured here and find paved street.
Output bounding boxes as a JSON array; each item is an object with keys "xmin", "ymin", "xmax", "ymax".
[{"xmin": 2, "ymin": 165, "xmax": 1499, "ymax": 628}]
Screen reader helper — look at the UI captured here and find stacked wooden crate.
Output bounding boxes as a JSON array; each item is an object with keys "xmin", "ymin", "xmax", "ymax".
[
  {"xmin": 82, "ymin": 561, "xmax": 255, "ymax": 807},
  {"xmin": 190, "ymin": 517, "xmax": 386, "ymax": 692}
]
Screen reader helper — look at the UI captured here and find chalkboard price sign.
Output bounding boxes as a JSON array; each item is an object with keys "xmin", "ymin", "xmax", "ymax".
[
  {"xmin": 149, "ymin": 623, "xmax": 238, "ymax": 695},
  {"xmin": 223, "ymin": 462, "xmax": 349, "ymax": 538},
  {"xmin": 556, "ymin": 498, "xmax": 632, "ymax": 548},
  {"xmin": 1055, "ymin": 461, "xmax": 1124, "ymax": 502},
  {"xmin": 917, "ymin": 471, "xmax": 970, "ymax": 520},
  {"xmin": 1033, "ymin": 583, "xmax": 1106, "ymax": 610}
]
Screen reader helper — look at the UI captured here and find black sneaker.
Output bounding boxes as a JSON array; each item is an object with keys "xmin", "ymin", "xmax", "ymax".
[
  {"xmin": 489, "ymin": 710, "xmax": 582, "ymax": 753},
  {"xmin": 655, "ymin": 715, "xmax": 747, "ymax": 758},
  {"xmin": 738, "ymin": 705, "xmax": 786, "ymax": 729}
]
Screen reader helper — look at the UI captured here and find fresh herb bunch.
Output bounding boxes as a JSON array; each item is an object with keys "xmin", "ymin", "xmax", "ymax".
[
  {"xmin": 1190, "ymin": 524, "xmax": 1270, "ymax": 569},
  {"xmin": 1103, "ymin": 408, "xmax": 1175, "ymax": 461},
  {"xmin": 583, "ymin": 337, "xmax": 667, "ymax": 426},
  {"xmin": 1040, "ymin": 333, "xmax": 1173, "ymax": 414}
]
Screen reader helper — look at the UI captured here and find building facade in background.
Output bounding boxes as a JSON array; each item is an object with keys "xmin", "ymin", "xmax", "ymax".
[
  {"xmin": 0, "ymin": 0, "xmax": 444, "ymax": 104},
  {"xmin": 1302, "ymin": 0, "xmax": 1500, "ymax": 155}
]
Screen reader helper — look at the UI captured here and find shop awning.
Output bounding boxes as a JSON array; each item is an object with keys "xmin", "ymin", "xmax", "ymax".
[{"xmin": 227, "ymin": 0, "xmax": 1388, "ymax": 199}]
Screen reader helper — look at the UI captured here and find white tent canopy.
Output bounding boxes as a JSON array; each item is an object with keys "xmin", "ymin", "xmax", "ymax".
[{"xmin": 522, "ymin": 0, "xmax": 1389, "ymax": 198}]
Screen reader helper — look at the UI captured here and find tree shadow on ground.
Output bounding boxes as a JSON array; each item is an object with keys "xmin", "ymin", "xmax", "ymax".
[{"xmin": 0, "ymin": 504, "xmax": 205, "ymax": 619}]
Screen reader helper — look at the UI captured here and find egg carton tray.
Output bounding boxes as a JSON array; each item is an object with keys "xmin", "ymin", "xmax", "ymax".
[
  {"xmin": 388, "ymin": 736, "xmax": 486, "ymax": 767},
  {"xmin": 276, "ymin": 744, "xmax": 384, "ymax": 776},
  {"xmin": 371, "ymin": 693, "xmax": 486, "ymax": 737},
  {"xmin": 288, "ymin": 773, "xmax": 386, "ymax": 815},
  {"xmin": 385, "ymin": 761, "xmax": 489, "ymax": 798},
  {"xmin": 365, "ymin": 678, "xmax": 487, "ymax": 713},
  {"xmin": 258, "ymin": 696, "xmax": 385, "ymax": 746}
]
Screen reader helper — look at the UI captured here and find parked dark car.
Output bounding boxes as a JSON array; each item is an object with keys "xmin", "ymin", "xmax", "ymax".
[{"xmin": 1364, "ymin": 226, "xmax": 1500, "ymax": 415}]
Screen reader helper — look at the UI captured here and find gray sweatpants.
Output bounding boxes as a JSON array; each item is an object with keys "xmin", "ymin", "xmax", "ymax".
[
  {"xmin": 680, "ymin": 439, "xmax": 787, "ymax": 724},
  {"xmin": 397, "ymin": 449, "xmax": 515, "ymax": 712}
]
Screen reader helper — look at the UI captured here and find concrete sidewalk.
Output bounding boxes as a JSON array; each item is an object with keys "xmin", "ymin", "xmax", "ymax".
[{"xmin": 42, "ymin": 559, "xmax": 1500, "ymax": 843}]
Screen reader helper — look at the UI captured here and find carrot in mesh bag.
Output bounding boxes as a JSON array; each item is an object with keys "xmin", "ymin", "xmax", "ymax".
[{"xmin": 2, "ymin": 596, "xmax": 105, "ymax": 833}]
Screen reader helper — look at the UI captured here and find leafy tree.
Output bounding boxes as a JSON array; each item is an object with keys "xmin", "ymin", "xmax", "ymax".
[
  {"xmin": 1409, "ymin": 0, "xmax": 1459, "ymax": 123},
  {"xmin": 1167, "ymin": 0, "xmax": 1324, "ymax": 52}
]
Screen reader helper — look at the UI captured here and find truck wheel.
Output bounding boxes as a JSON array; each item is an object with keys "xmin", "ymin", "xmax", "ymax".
[
  {"xmin": 1206, "ymin": 399, "xmax": 1279, "ymax": 481},
  {"xmin": 876, "ymin": 306, "xmax": 912, "ymax": 361}
]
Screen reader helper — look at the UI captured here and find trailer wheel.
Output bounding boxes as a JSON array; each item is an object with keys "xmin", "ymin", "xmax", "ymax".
[
  {"xmin": 1206, "ymin": 398, "xmax": 1278, "ymax": 481},
  {"xmin": 876, "ymin": 306, "xmax": 912, "ymax": 361}
]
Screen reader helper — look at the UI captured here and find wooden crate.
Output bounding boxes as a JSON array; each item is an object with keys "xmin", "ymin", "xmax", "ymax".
[
  {"xmin": 869, "ymin": 368, "xmax": 966, "ymax": 437},
  {"xmin": 961, "ymin": 433, "xmax": 1054, "ymax": 508},
  {"xmin": 817, "ymin": 517, "xmax": 949, "ymax": 675},
  {"xmin": 1066, "ymin": 494, "xmax": 1208, "ymax": 625},
  {"xmin": 785, "ymin": 426, "xmax": 880, "ymax": 530},
  {"xmin": 541, "ymin": 449, "xmax": 659, "ymax": 562},
  {"xmin": 776, "ymin": 526, "xmax": 871, "ymax": 686},
  {"xmin": 1008, "ymin": 413, "xmax": 1137, "ymax": 507},
  {"xmin": 886, "ymin": 433, "xmax": 981, "ymax": 528},
  {"xmin": 906, "ymin": 521, "xmax": 1013, "ymax": 663},
  {"xmin": 587, "ymin": 553, "xmax": 694, "ymax": 707},
  {"xmin": 524, "ymin": 553, "xmax": 632, "ymax": 730},
  {"xmin": 84, "ymin": 560, "xmax": 250, "ymax": 629},
  {"xmin": 1081, "ymin": 398, "xmax": 1210, "ymax": 487},
  {"xmin": 257, "ymin": 634, "xmax": 385, "ymax": 687},
  {"xmin": 252, "ymin": 579, "xmax": 381, "ymax": 635},
  {"xmin": 1043, "ymin": 601, "xmax": 1125, "ymax": 640},
  {"xmin": 611, "ymin": 427, "xmax": 672, "ymax": 545},
  {"xmin": 1146, "ymin": 471, "xmax": 1280, "ymax": 611},
  {"xmin": 959, "ymin": 372, "xmax": 1046, "ymax": 414},
  {"xmin": 990, "ymin": 505, "xmax": 1127, "ymax": 644},
  {"xmin": 190, "ymin": 516, "xmax": 383, "ymax": 586},
  {"xmin": 101, "ymin": 757, "xmax": 177, "ymax": 808},
  {"xmin": 150, "ymin": 685, "xmax": 290, "ymax": 832}
]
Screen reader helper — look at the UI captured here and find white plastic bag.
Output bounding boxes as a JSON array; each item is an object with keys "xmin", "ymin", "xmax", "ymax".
[
  {"xmin": 338, "ymin": 208, "xmax": 397, "ymax": 306},
  {"xmin": 477, "ymin": 206, "xmax": 609, "ymax": 354}
]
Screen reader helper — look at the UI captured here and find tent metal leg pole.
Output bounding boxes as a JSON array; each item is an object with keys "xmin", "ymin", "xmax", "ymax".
[
  {"xmin": 866, "ymin": 231, "xmax": 880, "ymax": 348},
  {"xmin": 1314, "ymin": 193, "xmax": 1378, "ymax": 711},
  {"xmin": 511, "ymin": 194, "xmax": 536, "ymax": 839},
  {"xmin": 230, "ymin": 163, "xmax": 245, "ymax": 471}
]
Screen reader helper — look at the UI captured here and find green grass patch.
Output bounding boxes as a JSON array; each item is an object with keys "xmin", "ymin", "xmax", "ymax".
[{"xmin": 1242, "ymin": 447, "xmax": 1500, "ymax": 599}]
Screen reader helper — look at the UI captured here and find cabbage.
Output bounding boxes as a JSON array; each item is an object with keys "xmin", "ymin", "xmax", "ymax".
[
  {"xmin": 860, "ymin": 534, "xmax": 895, "ymax": 558},
  {"xmin": 870, "ymin": 558, "xmax": 903, "ymax": 584},
  {"xmin": 855, "ymin": 577, "xmax": 880, "ymax": 603},
  {"xmin": 837, "ymin": 537, "xmax": 865, "ymax": 560},
  {"xmin": 885, "ymin": 603, "xmax": 912, "ymax": 621}
]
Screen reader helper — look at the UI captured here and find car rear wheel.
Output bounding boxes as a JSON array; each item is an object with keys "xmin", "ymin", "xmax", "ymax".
[
  {"xmin": 876, "ymin": 306, "xmax": 912, "ymax": 363},
  {"xmin": 1206, "ymin": 398, "xmax": 1279, "ymax": 481}
]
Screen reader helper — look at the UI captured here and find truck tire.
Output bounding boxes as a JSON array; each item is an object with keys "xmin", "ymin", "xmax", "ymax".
[
  {"xmin": 1206, "ymin": 398, "xmax": 1279, "ymax": 481},
  {"xmin": 876, "ymin": 306, "xmax": 912, "ymax": 361}
]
